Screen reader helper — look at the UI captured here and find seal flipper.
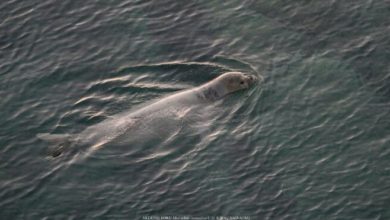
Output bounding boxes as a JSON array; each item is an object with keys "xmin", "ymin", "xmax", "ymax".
[
  {"xmin": 37, "ymin": 133, "xmax": 74, "ymax": 157},
  {"xmin": 37, "ymin": 133, "xmax": 71, "ymax": 143}
]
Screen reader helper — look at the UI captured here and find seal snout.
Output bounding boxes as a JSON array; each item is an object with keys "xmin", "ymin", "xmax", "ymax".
[{"xmin": 245, "ymin": 74, "xmax": 257, "ymax": 87}]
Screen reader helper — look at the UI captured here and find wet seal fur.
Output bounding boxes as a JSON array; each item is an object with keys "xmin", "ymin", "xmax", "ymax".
[
  {"xmin": 38, "ymin": 71, "xmax": 257, "ymax": 157},
  {"xmin": 196, "ymin": 72, "xmax": 256, "ymax": 101}
]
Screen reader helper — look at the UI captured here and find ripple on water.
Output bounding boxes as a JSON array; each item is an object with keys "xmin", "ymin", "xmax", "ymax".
[{"xmin": 1, "ymin": 0, "xmax": 390, "ymax": 219}]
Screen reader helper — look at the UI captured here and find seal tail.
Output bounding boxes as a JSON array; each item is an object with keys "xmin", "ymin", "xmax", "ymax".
[
  {"xmin": 37, "ymin": 133, "xmax": 74, "ymax": 157},
  {"xmin": 37, "ymin": 133, "xmax": 71, "ymax": 143}
]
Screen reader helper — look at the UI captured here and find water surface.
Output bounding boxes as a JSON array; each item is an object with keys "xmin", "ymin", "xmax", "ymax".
[{"xmin": 1, "ymin": 0, "xmax": 389, "ymax": 219}]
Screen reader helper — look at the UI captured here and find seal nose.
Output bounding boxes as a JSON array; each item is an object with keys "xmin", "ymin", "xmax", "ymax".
[{"xmin": 246, "ymin": 74, "xmax": 257, "ymax": 85}]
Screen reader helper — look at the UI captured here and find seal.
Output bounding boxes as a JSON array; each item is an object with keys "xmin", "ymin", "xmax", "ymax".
[
  {"xmin": 37, "ymin": 71, "xmax": 257, "ymax": 157},
  {"xmin": 195, "ymin": 71, "xmax": 256, "ymax": 101}
]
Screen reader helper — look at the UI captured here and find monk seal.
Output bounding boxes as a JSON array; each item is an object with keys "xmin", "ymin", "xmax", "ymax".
[{"xmin": 37, "ymin": 71, "xmax": 257, "ymax": 157}]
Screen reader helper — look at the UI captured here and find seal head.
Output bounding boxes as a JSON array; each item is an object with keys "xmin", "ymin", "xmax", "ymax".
[{"xmin": 198, "ymin": 72, "xmax": 256, "ymax": 101}]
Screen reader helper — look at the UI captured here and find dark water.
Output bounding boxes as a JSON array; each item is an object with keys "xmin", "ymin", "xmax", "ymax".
[{"xmin": 1, "ymin": 0, "xmax": 390, "ymax": 219}]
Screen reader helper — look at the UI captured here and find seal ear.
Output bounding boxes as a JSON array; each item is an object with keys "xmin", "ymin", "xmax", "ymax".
[{"xmin": 228, "ymin": 78, "xmax": 235, "ymax": 84}]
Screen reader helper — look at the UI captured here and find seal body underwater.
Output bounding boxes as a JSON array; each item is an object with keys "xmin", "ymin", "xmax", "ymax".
[{"xmin": 37, "ymin": 72, "xmax": 257, "ymax": 157}]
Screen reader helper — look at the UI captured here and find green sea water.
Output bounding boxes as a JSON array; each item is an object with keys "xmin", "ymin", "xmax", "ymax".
[{"xmin": 1, "ymin": 0, "xmax": 389, "ymax": 219}]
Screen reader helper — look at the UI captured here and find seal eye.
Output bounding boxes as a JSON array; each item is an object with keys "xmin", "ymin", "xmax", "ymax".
[{"xmin": 240, "ymin": 81, "xmax": 244, "ymax": 85}]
